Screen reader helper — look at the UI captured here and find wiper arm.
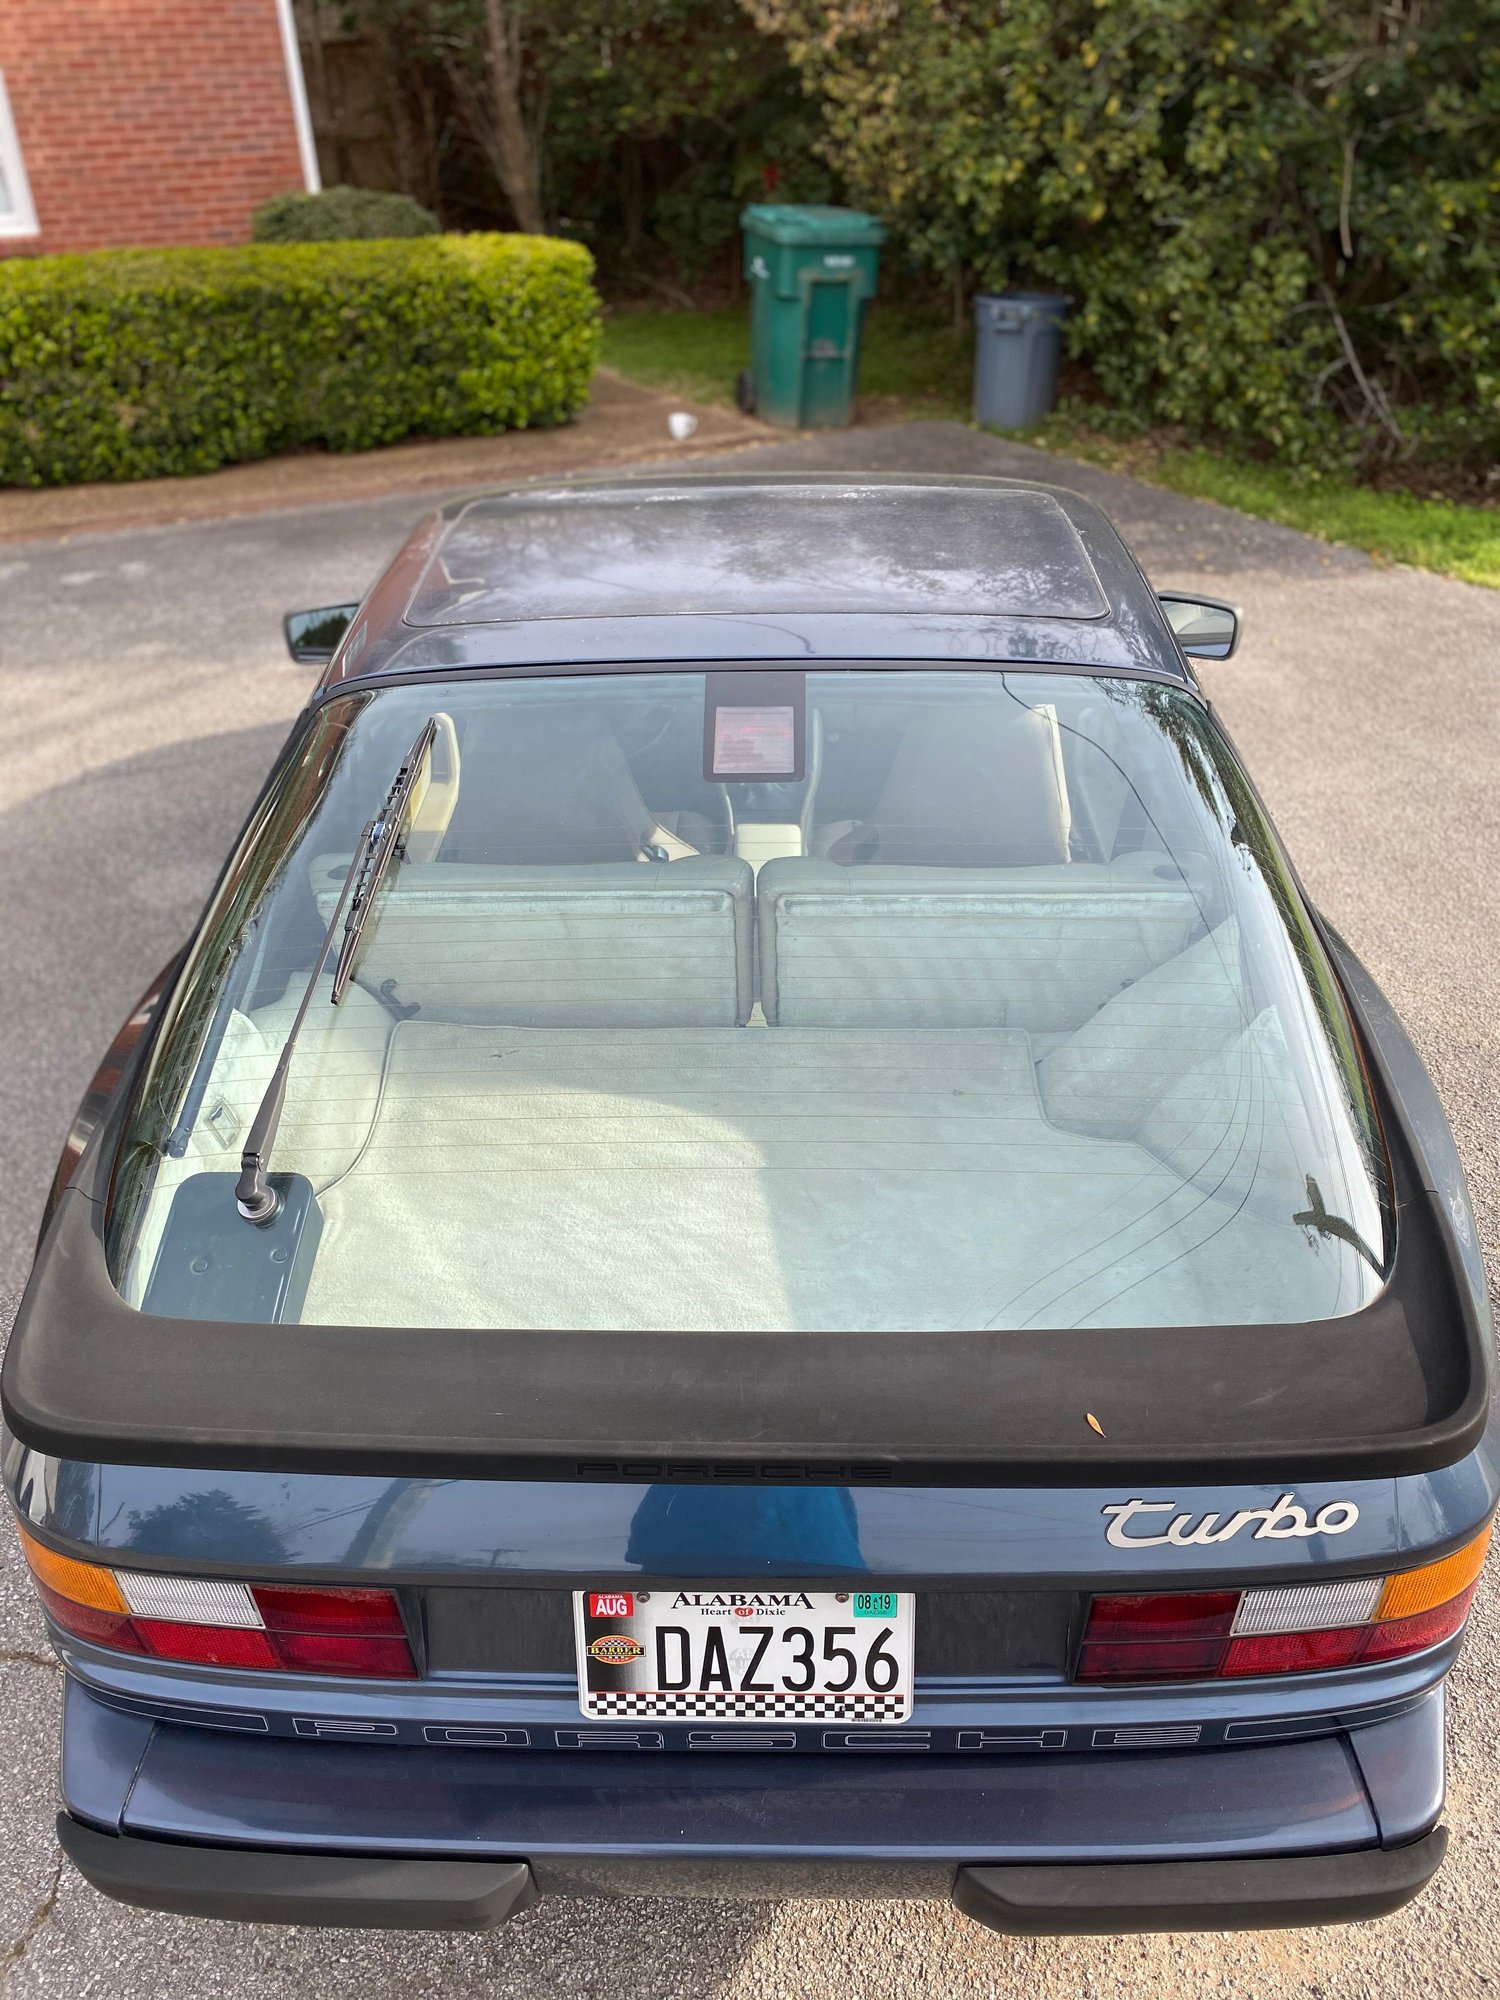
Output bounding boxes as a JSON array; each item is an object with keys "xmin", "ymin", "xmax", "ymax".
[
  {"xmin": 235, "ymin": 717, "xmax": 438, "ymax": 1224},
  {"xmin": 1293, "ymin": 1173, "xmax": 1383, "ymax": 1275}
]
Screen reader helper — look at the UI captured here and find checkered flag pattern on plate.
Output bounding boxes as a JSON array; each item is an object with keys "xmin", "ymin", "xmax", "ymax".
[{"xmin": 583, "ymin": 1690, "xmax": 908, "ymax": 1721}]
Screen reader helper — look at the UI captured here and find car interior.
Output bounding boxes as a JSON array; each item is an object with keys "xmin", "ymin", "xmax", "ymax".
[{"xmin": 127, "ymin": 674, "xmax": 1386, "ymax": 1334}]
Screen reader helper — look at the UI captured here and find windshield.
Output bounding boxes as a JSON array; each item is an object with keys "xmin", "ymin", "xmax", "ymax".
[{"xmin": 112, "ymin": 670, "xmax": 1389, "ymax": 1332}]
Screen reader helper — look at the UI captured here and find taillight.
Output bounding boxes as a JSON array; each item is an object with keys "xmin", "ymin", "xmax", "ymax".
[
  {"xmin": 17, "ymin": 1529, "xmax": 416, "ymax": 1680},
  {"xmin": 1077, "ymin": 1524, "xmax": 1490, "ymax": 1684}
]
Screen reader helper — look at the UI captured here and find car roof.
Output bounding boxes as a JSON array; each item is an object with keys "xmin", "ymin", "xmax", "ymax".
[{"xmin": 321, "ymin": 471, "xmax": 1192, "ymax": 689}]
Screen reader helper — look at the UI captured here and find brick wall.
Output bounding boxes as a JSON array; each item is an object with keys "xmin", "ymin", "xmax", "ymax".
[{"xmin": 0, "ymin": 0, "xmax": 311, "ymax": 257}]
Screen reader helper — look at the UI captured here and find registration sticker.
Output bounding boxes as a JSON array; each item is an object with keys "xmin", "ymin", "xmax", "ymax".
[{"xmin": 588, "ymin": 1591, "xmax": 634, "ymax": 1619}]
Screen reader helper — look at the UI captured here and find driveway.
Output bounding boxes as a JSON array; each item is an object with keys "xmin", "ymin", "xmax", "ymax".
[{"xmin": 2, "ymin": 424, "xmax": 1498, "ymax": 1998}]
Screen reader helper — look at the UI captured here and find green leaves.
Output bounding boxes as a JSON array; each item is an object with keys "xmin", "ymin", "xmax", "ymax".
[
  {"xmin": 0, "ymin": 235, "xmax": 602, "ymax": 487},
  {"xmin": 750, "ymin": 0, "xmax": 1500, "ymax": 478},
  {"xmin": 251, "ymin": 188, "xmax": 441, "ymax": 242}
]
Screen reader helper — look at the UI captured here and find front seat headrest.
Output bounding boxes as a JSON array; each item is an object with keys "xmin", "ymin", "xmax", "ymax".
[
  {"xmin": 828, "ymin": 703, "xmax": 1071, "ymax": 867},
  {"xmin": 441, "ymin": 707, "xmax": 658, "ymax": 864}
]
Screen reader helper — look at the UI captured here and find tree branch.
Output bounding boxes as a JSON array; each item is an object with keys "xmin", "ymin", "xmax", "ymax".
[{"xmin": 1319, "ymin": 280, "xmax": 1402, "ymax": 448}]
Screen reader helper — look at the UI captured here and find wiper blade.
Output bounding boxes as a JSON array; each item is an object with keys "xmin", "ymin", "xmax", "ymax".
[
  {"xmin": 331, "ymin": 716, "xmax": 439, "ymax": 1002},
  {"xmin": 235, "ymin": 717, "xmax": 438, "ymax": 1224}
]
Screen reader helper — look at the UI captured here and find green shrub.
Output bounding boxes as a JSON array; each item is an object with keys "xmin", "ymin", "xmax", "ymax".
[
  {"xmin": 751, "ymin": 0, "xmax": 1500, "ymax": 481},
  {"xmin": 251, "ymin": 185, "xmax": 440, "ymax": 242},
  {"xmin": 0, "ymin": 234, "xmax": 602, "ymax": 486}
]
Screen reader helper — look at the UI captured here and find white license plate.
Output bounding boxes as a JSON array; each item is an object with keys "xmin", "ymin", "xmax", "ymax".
[{"xmin": 573, "ymin": 1588, "xmax": 915, "ymax": 1724}]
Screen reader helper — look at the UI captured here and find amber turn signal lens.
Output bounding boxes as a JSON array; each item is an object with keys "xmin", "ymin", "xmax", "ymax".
[
  {"xmin": 1375, "ymin": 1525, "xmax": 1492, "ymax": 1624},
  {"xmin": 17, "ymin": 1527, "xmax": 129, "ymax": 1614}
]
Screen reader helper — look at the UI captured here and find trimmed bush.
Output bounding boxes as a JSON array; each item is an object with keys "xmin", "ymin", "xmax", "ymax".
[
  {"xmin": 252, "ymin": 186, "xmax": 440, "ymax": 243},
  {"xmin": 0, "ymin": 234, "xmax": 602, "ymax": 486}
]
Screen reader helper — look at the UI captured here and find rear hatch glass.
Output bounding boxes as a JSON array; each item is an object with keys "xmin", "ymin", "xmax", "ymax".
[{"xmin": 111, "ymin": 670, "xmax": 1389, "ymax": 1333}]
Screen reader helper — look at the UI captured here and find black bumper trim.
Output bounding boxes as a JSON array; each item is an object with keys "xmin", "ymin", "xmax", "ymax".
[
  {"xmin": 57, "ymin": 1816, "xmax": 536, "ymax": 1931},
  {"xmin": 954, "ymin": 1828, "xmax": 1447, "ymax": 1936},
  {"xmin": 59, "ymin": 1810, "xmax": 1446, "ymax": 1935}
]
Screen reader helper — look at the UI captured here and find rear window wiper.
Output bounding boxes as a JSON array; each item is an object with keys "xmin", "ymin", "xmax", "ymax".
[
  {"xmin": 235, "ymin": 716, "xmax": 438, "ymax": 1224},
  {"xmin": 1293, "ymin": 1174, "xmax": 1383, "ymax": 1276}
]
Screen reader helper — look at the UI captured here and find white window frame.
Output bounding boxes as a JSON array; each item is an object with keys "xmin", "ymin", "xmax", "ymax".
[
  {"xmin": 0, "ymin": 69, "xmax": 38, "ymax": 240},
  {"xmin": 274, "ymin": 0, "xmax": 322, "ymax": 194}
]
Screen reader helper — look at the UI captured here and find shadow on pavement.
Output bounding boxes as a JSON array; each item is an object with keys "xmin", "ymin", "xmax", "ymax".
[{"xmin": 0, "ymin": 720, "xmax": 292, "ymax": 1285}]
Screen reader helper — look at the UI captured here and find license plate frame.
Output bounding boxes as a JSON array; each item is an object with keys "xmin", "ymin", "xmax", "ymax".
[{"xmin": 573, "ymin": 1587, "xmax": 915, "ymax": 1724}]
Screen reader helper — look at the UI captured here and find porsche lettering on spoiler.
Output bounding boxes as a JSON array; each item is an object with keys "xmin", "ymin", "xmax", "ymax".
[{"xmin": 1103, "ymin": 1494, "xmax": 1360, "ymax": 1549}]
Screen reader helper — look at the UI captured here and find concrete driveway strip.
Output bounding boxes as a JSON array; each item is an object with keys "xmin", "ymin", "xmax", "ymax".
[{"xmin": 1, "ymin": 423, "xmax": 1497, "ymax": 1997}]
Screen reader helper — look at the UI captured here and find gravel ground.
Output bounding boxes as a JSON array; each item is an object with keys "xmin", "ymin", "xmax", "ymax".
[{"xmin": 1, "ymin": 424, "xmax": 1497, "ymax": 1997}]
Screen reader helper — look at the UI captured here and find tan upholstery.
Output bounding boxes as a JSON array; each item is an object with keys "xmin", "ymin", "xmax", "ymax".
[
  {"xmin": 294, "ymin": 1024, "xmax": 1346, "ymax": 1332},
  {"xmin": 757, "ymin": 857, "xmax": 1200, "ymax": 1029},
  {"xmin": 1036, "ymin": 921, "xmax": 1247, "ymax": 1134},
  {"xmin": 313, "ymin": 856, "xmax": 756, "ymax": 1027},
  {"xmin": 436, "ymin": 705, "xmax": 685, "ymax": 864},
  {"xmin": 816, "ymin": 702, "xmax": 1071, "ymax": 867}
]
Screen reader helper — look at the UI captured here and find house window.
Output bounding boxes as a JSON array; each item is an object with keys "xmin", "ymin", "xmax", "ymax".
[{"xmin": 0, "ymin": 71, "xmax": 38, "ymax": 239}]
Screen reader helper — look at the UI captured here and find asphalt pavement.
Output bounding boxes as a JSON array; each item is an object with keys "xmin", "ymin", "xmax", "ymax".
[{"xmin": 2, "ymin": 424, "xmax": 1498, "ymax": 1997}]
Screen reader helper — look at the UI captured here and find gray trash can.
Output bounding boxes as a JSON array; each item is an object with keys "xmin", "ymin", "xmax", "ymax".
[{"xmin": 972, "ymin": 292, "xmax": 1070, "ymax": 428}]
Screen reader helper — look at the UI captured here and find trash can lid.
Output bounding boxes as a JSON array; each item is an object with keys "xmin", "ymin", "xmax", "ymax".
[
  {"xmin": 975, "ymin": 290, "xmax": 1071, "ymax": 321},
  {"xmin": 740, "ymin": 203, "xmax": 887, "ymax": 247}
]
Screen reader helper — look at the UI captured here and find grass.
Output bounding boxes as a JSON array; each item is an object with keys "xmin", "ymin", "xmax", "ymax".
[
  {"xmin": 601, "ymin": 301, "xmax": 971, "ymax": 416},
  {"xmin": 601, "ymin": 302, "xmax": 1500, "ymax": 589},
  {"xmin": 601, "ymin": 305, "xmax": 750, "ymax": 409},
  {"xmin": 1010, "ymin": 413, "xmax": 1500, "ymax": 591}
]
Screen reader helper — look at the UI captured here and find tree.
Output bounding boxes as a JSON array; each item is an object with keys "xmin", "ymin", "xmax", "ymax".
[
  {"xmin": 479, "ymin": 0, "xmax": 544, "ymax": 235},
  {"xmin": 394, "ymin": 0, "xmax": 545, "ymax": 233},
  {"xmin": 749, "ymin": 0, "xmax": 1500, "ymax": 477},
  {"xmin": 354, "ymin": 0, "xmax": 815, "ymax": 270}
]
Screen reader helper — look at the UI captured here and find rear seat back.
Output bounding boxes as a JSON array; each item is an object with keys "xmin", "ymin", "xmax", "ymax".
[
  {"xmin": 757, "ymin": 857, "xmax": 1201, "ymax": 1030},
  {"xmin": 313, "ymin": 856, "xmax": 755, "ymax": 1027}
]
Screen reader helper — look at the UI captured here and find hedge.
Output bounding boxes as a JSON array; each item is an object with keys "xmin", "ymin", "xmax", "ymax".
[
  {"xmin": 0, "ymin": 233, "xmax": 602, "ymax": 486},
  {"xmin": 252, "ymin": 186, "xmax": 441, "ymax": 242}
]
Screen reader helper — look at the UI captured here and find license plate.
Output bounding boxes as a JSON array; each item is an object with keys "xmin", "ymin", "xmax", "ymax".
[{"xmin": 573, "ymin": 1588, "xmax": 915, "ymax": 1723}]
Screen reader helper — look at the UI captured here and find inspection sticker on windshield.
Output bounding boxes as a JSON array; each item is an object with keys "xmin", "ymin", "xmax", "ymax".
[{"xmin": 573, "ymin": 1589, "xmax": 915, "ymax": 1722}]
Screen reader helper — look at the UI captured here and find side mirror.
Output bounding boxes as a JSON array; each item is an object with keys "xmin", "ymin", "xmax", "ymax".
[
  {"xmin": 1157, "ymin": 593, "xmax": 1241, "ymax": 660},
  {"xmin": 284, "ymin": 603, "xmax": 359, "ymax": 666}
]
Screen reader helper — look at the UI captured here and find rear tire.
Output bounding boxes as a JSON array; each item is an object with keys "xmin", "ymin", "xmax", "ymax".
[{"xmin": 735, "ymin": 369, "xmax": 757, "ymax": 415}]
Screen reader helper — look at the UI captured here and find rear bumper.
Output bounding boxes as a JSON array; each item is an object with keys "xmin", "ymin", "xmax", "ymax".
[
  {"xmin": 60, "ymin": 1676, "xmax": 1449, "ymax": 1933},
  {"xmin": 956, "ymin": 1834, "xmax": 1447, "ymax": 1935},
  {"xmin": 58, "ymin": 1813, "xmax": 1446, "ymax": 1936},
  {"xmin": 57, "ymin": 1816, "xmax": 536, "ymax": 1931}
]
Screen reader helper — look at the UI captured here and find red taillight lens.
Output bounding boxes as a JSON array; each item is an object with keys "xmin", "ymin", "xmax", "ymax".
[
  {"xmin": 1075, "ymin": 1591, "xmax": 1238, "ymax": 1683},
  {"xmin": 16, "ymin": 1529, "xmax": 417, "ymax": 1680},
  {"xmin": 1220, "ymin": 1626, "xmax": 1368, "ymax": 1678},
  {"xmin": 1078, "ymin": 1525, "xmax": 1491, "ymax": 1685},
  {"xmin": 135, "ymin": 1621, "xmax": 282, "ymax": 1670},
  {"xmin": 272, "ymin": 1632, "xmax": 417, "ymax": 1678},
  {"xmin": 33, "ymin": 1581, "xmax": 144, "ymax": 1654},
  {"xmin": 1359, "ymin": 1582, "xmax": 1480, "ymax": 1664},
  {"xmin": 1083, "ymin": 1591, "xmax": 1242, "ymax": 1640},
  {"xmin": 251, "ymin": 1586, "xmax": 407, "ymax": 1636},
  {"xmin": 1075, "ymin": 1637, "xmax": 1227, "ymax": 1682}
]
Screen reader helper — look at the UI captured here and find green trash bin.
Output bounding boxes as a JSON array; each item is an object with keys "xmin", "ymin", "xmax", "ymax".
[{"xmin": 739, "ymin": 204, "xmax": 886, "ymax": 429}]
